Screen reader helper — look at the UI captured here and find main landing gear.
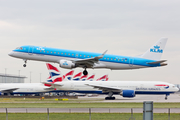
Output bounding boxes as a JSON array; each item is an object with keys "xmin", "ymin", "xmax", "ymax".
[
  {"xmin": 83, "ymin": 68, "xmax": 88, "ymax": 75},
  {"xmin": 105, "ymin": 91, "xmax": 116, "ymax": 100},
  {"xmin": 23, "ymin": 59, "xmax": 27, "ymax": 67}
]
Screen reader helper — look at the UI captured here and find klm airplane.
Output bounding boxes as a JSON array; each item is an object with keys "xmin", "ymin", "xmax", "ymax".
[{"xmin": 9, "ymin": 38, "xmax": 168, "ymax": 75}]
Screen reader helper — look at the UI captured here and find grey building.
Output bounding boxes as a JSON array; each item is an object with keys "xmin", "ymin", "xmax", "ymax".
[{"xmin": 0, "ymin": 73, "xmax": 26, "ymax": 83}]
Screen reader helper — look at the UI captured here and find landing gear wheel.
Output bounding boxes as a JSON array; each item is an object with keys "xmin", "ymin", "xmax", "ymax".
[
  {"xmin": 23, "ymin": 59, "xmax": 27, "ymax": 67},
  {"xmin": 165, "ymin": 96, "xmax": 167, "ymax": 100},
  {"xmin": 105, "ymin": 97, "xmax": 115, "ymax": 100},
  {"xmin": 83, "ymin": 69, "xmax": 88, "ymax": 75}
]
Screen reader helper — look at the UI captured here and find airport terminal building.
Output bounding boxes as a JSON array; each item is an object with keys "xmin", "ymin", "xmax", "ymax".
[{"xmin": 0, "ymin": 73, "xmax": 26, "ymax": 83}]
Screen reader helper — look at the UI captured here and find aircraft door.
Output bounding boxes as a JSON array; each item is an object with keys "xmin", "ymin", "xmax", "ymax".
[
  {"xmin": 28, "ymin": 46, "xmax": 34, "ymax": 55},
  {"xmin": 70, "ymin": 83, "xmax": 74, "ymax": 89},
  {"xmin": 129, "ymin": 57, "xmax": 134, "ymax": 67}
]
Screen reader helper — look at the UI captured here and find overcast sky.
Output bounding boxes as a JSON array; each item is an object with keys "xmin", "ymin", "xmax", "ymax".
[{"xmin": 0, "ymin": 0, "xmax": 180, "ymax": 84}]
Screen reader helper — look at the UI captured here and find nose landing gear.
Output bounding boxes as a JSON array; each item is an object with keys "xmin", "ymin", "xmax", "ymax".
[{"xmin": 165, "ymin": 94, "xmax": 169, "ymax": 100}]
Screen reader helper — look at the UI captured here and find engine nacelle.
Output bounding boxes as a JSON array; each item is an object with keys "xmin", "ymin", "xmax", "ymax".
[
  {"xmin": 120, "ymin": 90, "xmax": 135, "ymax": 98},
  {"xmin": 59, "ymin": 60, "xmax": 75, "ymax": 69}
]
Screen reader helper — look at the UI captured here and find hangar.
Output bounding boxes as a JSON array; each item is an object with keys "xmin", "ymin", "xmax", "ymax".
[{"xmin": 0, "ymin": 73, "xmax": 26, "ymax": 83}]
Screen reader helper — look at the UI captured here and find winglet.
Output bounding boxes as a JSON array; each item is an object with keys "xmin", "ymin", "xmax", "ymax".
[{"xmin": 97, "ymin": 50, "xmax": 108, "ymax": 59}]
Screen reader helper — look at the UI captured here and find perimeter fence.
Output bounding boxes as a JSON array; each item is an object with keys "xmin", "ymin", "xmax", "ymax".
[{"xmin": 0, "ymin": 108, "xmax": 180, "ymax": 120}]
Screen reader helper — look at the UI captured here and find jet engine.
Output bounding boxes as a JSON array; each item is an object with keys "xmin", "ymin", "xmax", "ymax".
[
  {"xmin": 120, "ymin": 90, "xmax": 135, "ymax": 98},
  {"xmin": 59, "ymin": 60, "xmax": 75, "ymax": 69}
]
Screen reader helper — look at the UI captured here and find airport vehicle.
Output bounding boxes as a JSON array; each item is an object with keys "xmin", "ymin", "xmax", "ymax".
[
  {"xmin": 9, "ymin": 38, "xmax": 168, "ymax": 75},
  {"xmin": 0, "ymin": 83, "xmax": 54, "ymax": 95},
  {"xmin": 44, "ymin": 80, "xmax": 178, "ymax": 100}
]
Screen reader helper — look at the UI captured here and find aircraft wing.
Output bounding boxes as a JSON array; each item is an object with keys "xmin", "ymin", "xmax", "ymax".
[
  {"xmin": 0, "ymin": 88, "xmax": 19, "ymax": 93},
  {"xmin": 85, "ymin": 84, "xmax": 122, "ymax": 93},
  {"xmin": 73, "ymin": 50, "xmax": 108, "ymax": 68}
]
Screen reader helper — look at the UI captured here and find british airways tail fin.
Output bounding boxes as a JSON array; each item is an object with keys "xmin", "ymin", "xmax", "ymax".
[{"xmin": 141, "ymin": 38, "xmax": 168, "ymax": 60}]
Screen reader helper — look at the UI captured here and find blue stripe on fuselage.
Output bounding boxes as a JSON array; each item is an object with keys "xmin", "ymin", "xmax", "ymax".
[{"xmin": 13, "ymin": 45, "xmax": 160, "ymax": 67}]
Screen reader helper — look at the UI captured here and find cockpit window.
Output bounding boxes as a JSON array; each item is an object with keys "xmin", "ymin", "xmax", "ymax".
[{"xmin": 16, "ymin": 47, "xmax": 23, "ymax": 50}]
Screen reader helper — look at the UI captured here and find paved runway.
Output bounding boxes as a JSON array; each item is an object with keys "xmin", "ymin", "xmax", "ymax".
[
  {"xmin": 0, "ymin": 94, "xmax": 179, "ymax": 113},
  {"xmin": 0, "ymin": 108, "xmax": 180, "ymax": 113},
  {"xmin": 79, "ymin": 93, "xmax": 180, "ymax": 103}
]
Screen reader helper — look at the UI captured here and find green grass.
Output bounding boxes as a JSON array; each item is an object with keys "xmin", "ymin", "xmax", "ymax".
[
  {"xmin": 0, "ymin": 103, "xmax": 180, "ymax": 108},
  {"xmin": 0, "ymin": 113, "xmax": 179, "ymax": 120}
]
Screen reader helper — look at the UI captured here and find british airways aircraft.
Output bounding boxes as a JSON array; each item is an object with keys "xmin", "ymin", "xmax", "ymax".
[
  {"xmin": 43, "ymin": 63, "xmax": 178, "ymax": 100},
  {"xmin": 44, "ymin": 78, "xmax": 178, "ymax": 100},
  {"xmin": 8, "ymin": 38, "xmax": 168, "ymax": 75}
]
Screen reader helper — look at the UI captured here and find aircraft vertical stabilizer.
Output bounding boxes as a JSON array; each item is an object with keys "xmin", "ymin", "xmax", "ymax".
[{"xmin": 141, "ymin": 38, "xmax": 168, "ymax": 60}]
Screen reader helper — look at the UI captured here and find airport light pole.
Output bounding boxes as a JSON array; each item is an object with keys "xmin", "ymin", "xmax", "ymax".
[
  {"xmin": 5, "ymin": 68, "xmax": 7, "ymax": 82},
  {"xmin": 40, "ymin": 73, "xmax": 41, "ymax": 82},
  {"xmin": 30, "ymin": 72, "xmax": 32, "ymax": 83},
  {"xmin": 19, "ymin": 70, "xmax": 20, "ymax": 77}
]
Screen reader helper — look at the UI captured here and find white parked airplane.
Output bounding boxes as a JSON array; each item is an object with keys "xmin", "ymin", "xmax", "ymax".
[
  {"xmin": 9, "ymin": 38, "xmax": 168, "ymax": 75},
  {"xmin": 44, "ymin": 78, "xmax": 178, "ymax": 100},
  {"xmin": 0, "ymin": 83, "xmax": 54, "ymax": 95}
]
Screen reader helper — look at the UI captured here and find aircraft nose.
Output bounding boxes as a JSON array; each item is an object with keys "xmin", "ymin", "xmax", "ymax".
[
  {"xmin": 176, "ymin": 87, "xmax": 179, "ymax": 92},
  {"xmin": 8, "ymin": 51, "xmax": 14, "ymax": 56}
]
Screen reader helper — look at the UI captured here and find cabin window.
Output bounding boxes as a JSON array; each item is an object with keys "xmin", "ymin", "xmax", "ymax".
[
  {"xmin": 84, "ymin": 55, "xmax": 86, "ymax": 57},
  {"xmin": 72, "ymin": 54, "xmax": 74, "ymax": 56},
  {"xmin": 61, "ymin": 53, "xmax": 63, "ymax": 54},
  {"xmin": 44, "ymin": 51, "xmax": 45, "ymax": 52},
  {"xmin": 65, "ymin": 53, "xmax": 66, "ymax": 55},
  {"xmin": 68, "ymin": 53, "xmax": 70, "ymax": 55},
  {"xmin": 114, "ymin": 59, "xmax": 116, "ymax": 60},
  {"xmin": 54, "ymin": 52, "xmax": 56, "ymax": 54},
  {"xmin": 40, "ymin": 50, "xmax": 42, "ymax": 52},
  {"xmin": 51, "ymin": 52, "xmax": 52, "ymax": 53},
  {"xmin": 107, "ymin": 58, "xmax": 109, "ymax": 60},
  {"xmin": 121, "ymin": 59, "xmax": 123, "ymax": 61},
  {"xmin": 47, "ymin": 51, "xmax": 49, "ymax": 53},
  {"xmin": 104, "ymin": 57, "xmax": 106, "ymax": 59},
  {"xmin": 80, "ymin": 55, "xmax": 82, "ymax": 57},
  {"xmin": 111, "ymin": 58, "xmax": 113, "ymax": 60},
  {"xmin": 58, "ymin": 52, "xmax": 59, "ymax": 54},
  {"xmin": 118, "ymin": 59, "xmax": 120, "ymax": 61},
  {"xmin": 87, "ymin": 56, "xmax": 89, "ymax": 57}
]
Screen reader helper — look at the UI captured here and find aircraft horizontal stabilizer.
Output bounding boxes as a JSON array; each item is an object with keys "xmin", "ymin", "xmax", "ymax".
[
  {"xmin": 42, "ymin": 82, "xmax": 63, "ymax": 87},
  {"xmin": 147, "ymin": 60, "xmax": 167, "ymax": 65}
]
